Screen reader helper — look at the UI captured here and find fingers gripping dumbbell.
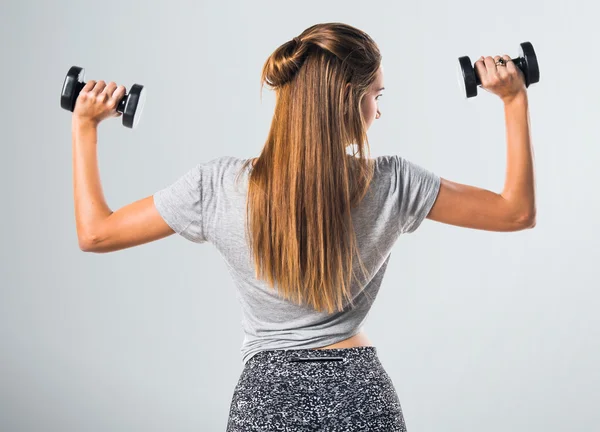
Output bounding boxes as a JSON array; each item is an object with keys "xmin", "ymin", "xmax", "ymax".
[
  {"xmin": 457, "ymin": 41, "xmax": 540, "ymax": 98},
  {"xmin": 60, "ymin": 66, "xmax": 146, "ymax": 128}
]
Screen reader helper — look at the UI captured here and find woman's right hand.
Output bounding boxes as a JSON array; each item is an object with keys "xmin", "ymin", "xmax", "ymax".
[{"xmin": 474, "ymin": 55, "xmax": 527, "ymax": 104}]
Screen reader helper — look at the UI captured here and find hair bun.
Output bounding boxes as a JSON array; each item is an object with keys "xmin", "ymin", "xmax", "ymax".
[{"xmin": 261, "ymin": 37, "xmax": 307, "ymax": 89}]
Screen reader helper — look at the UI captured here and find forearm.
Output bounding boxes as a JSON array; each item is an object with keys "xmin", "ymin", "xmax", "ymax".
[
  {"xmin": 500, "ymin": 91, "xmax": 536, "ymax": 221},
  {"xmin": 72, "ymin": 117, "xmax": 112, "ymax": 243}
]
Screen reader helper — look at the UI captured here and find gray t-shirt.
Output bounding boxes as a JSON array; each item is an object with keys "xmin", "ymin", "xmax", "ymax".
[{"xmin": 153, "ymin": 155, "xmax": 440, "ymax": 365}]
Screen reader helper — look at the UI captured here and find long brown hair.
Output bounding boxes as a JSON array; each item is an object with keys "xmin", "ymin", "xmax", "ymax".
[{"xmin": 235, "ymin": 23, "xmax": 382, "ymax": 314}]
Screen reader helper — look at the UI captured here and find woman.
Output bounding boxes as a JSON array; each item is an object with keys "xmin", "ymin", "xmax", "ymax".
[{"xmin": 71, "ymin": 22, "xmax": 535, "ymax": 432}]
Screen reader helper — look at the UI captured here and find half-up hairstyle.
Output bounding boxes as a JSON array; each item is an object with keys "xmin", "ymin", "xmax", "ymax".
[{"xmin": 235, "ymin": 22, "xmax": 382, "ymax": 314}]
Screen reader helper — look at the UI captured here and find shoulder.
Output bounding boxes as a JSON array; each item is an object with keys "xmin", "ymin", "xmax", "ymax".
[
  {"xmin": 368, "ymin": 154, "xmax": 403, "ymax": 179},
  {"xmin": 371, "ymin": 154, "xmax": 401, "ymax": 169},
  {"xmin": 194, "ymin": 156, "xmax": 253, "ymax": 191},
  {"xmin": 197, "ymin": 155, "xmax": 237, "ymax": 168},
  {"xmin": 192, "ymin": 156, "xmax": 245, "ymax": 178}
]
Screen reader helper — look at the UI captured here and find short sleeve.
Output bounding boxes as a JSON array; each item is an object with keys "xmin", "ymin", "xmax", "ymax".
[
  {"xmin": 153, "ymin": 164, "xmax": 207, "ymax": 243},
  {"xmin": 391, "ymin": 155, "xmax": 441, "ymax": 234}
]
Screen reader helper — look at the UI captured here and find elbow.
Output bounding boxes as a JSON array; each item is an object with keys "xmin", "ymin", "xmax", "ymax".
[
  {"xmin": 515, "ymin": 211, "xmax": 536, "ymax": 230},
  {"xmin": 527, "ymin": 216, "xmax": 536, "ymax": 228},
  {"xmin": 78, "ymin": 234, "xmax": 98, "ymax": 252},
  {"xmin": 79, "ymin": 239, "xmax": 94, "ymax": 252}
]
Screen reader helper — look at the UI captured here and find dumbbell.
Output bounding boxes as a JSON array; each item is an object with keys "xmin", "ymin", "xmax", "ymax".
[
  {"xmin": 60, "ymin": 66, "xmax": 146, "ymax": 128},
  {"xmin": 457, "ymin": 41, "xmax": 540, "ymax": 99}
]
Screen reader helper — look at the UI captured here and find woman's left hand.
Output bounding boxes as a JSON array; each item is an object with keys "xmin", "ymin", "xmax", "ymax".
[{"xmin": 73, "ymin": 80, "xmax": 127, "ymax": 126}]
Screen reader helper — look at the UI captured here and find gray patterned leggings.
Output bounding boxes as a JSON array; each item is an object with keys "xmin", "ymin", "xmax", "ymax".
[{"xmin": 226, "ymin": 346, "xmax": 407, "ymax": 431}]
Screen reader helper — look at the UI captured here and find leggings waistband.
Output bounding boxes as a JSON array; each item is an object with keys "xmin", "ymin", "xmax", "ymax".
[{"xmin": 247, "ymin": 346, "xmax": 378, "ymax": 365}]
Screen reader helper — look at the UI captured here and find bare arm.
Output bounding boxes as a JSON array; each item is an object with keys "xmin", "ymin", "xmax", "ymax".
[
  {"xmin": 499, "ymin": 91, "xmax": 536, "ymax": 220},
  {"xmin": 83, "ymin": 196, "xmax": 175, "ymax": 253},
  {"xmin": 426, "ymin": 91, "xmax": 536, "ymax": 231},
  {"xmin": 72, "ymin": 117, "xmax": 175, "ymax": 252},
  {"xmin": 72, "ymin": 117, "xmax": 113, "ymax": 248}
]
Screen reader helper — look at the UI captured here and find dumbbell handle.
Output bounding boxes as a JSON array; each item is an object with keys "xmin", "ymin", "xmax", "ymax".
[
  {"xmin": 73, "ymin": 81, "xmax": 129, "ymax": 113},
  {"xmin": 473, "ymin": 56, "xmax": 526, "ymax": 86}
]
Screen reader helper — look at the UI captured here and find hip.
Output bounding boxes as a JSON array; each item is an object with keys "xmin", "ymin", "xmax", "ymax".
[{"xmin": 227, "ymin": 346, "xmax": 407, "ymax": 431}]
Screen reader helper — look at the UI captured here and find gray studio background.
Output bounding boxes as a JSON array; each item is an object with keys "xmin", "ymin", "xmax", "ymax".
[{"xmin": 1, "ymin": 0, "xmax": 598, "ymax": 431}]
